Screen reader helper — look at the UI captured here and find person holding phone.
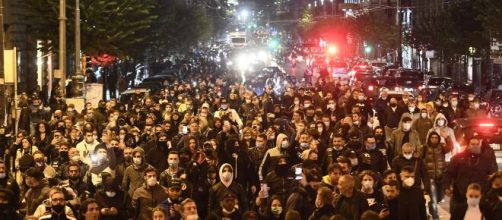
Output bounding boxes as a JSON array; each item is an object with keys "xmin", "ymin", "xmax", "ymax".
[{"xmin": 33, "ymin": 187, "xmax": 76, "ymax": 219}]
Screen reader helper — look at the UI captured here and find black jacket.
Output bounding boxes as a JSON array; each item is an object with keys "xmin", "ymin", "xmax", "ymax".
[
  {"xmin": 308, "ymin": 205, "xmax": 337, "ymax": 220},
  {"xmin": 450, "ymin": 202, "xmax": 491, "ymax": 220},
  {"xmin": 397, "ymin": 186, "xmax": 426, "ymax": 220},
  {"xmin": 208, "ymin": 182, "xmax": 248, "ymax": 212},
  {"xmin": 333, "ymin": 190, "xmax": 369, "ymax": 220}
]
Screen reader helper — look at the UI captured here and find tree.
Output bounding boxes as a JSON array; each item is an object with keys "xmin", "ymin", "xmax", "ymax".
[
  {"xmin": 478, "ymin": 0, "xmax": 502, "ymax": 41},
  {"xmin": 147, "ymin": 2, "xmax": 214, "ymax": 56},
  {"xmin": 23, "ymin": 0, "xmax": 158, "ymax": 58}
]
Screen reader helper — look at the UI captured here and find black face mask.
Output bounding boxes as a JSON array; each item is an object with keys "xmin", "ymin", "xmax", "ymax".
[
  {"xmin": 59, "ymin": 151, "xmax": 69, "ymax": 160},
  {"xmin": 494, "ymin": 188, "xmax": 502, "ymax": 196},
  {"xmin": 69, "ymin": 175, "xmax": 80, "ymax": 181},
  {"xmin": 113, "ymin": 148, "xmax": 123, "ymax": 158},
  {"xmin": 52, "ymin": 204, "xmax": 65, "ymax": 213},
  {"xmin": 375, "ymin": 134, "xmax": 385, "ymax": 141},
  {"xmin": 276, "ymin": 164, "xmax": 289, "ymax": 177},
  {"xmin": 158, "ymin": 141, "xmax": 168, "ymax": 149},
  {"xmin": 124, "ymin": 156, "xmax": 133, "ymax": 163}
]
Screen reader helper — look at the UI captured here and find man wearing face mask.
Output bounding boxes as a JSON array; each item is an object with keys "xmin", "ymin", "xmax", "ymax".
[
  {"xmin": 35, "ymin": 188, "xmax": 77, "ymax": 220},
  {"xmin": 426, "ymin": 113, "xmax": 456, "ymax": 160},
  {"xmin": 132, "ymin": 167, "xmax": 168, "ymax": 220},
  {"xmin": 192, "ymin": 166, "xmax": 218, "ymax": 219},
  {"xmin": 59, "ymin": 164, "xmax": 88, "ymax": 203},
  {"xmin": 412, "ymin": 109, "xmax": 433, "ymax": 144},
  {"xmin": 76, "ymin": 130, "xmax": 101, "ymax": 166},
  {"xmin": 146, "ymin": 132, "xmax": 171, "ymax": 173},
  {"xmin": 24, "ymin": 167, "xmax": 51, "ymax": 215},
  {"xmin": 214, "ymin": 99, "xmax": 243, "ymax": 128},
  {"xmin": 93, "ymin": 175, "xmax": 127, "ymax": 220},
  {"xmin": 122, "ymin": 147, "xmax": 154, "ymax": 198},
  {"xmin": 391, "ymin": 143, "xmax": 430, "ymax": 193},
  {"xmin": 443, "ymin": 135, "xmax": 497, "ymax": 212},
  {"xmin": 259, "ymin": 133, "xmax": 298, "ymax": 182},
  {"xmin": 50, "ymin": 142, "xmax": 70, "ymax": 171},
  {"xmin": 383, "ymin": 97, "xmax": 405, "ymax": 142},
  {"xmin": 322, "ymin": 134, "xmax": 351, "ymax": 173},
  {"xmin": 208, "ymin": 163, "xmax": 248, "ymax": 212},
  {"xmin": 397, "ymin": 166, "xmax": 426, "ymax": 220},
  {"xmin": 443, "ymin": 96, "xmax": 465, "ymax": 122},
  {"xmin": 208, "ymin": 192, "xmax": 241, "ymax": 220},
  {"xmin": 389, "ymin": 114, "xmax": 421, "ymax": 160},
  {"xmin": 159, "ymin": 151, "xmax": 187, "ymax": 188},
  {"xmin": 262, "ymin": 156, "xmax": 296, "ymax": 203},
  {"xmin": 357, "ymin": 136, "xmax": 387, "ymax": 175},
  {"xmin": 33, "ymin": 151, "xmax": 57, "ymax": 179}
]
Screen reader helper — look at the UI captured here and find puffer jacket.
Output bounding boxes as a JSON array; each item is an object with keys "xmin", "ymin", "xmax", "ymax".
[
  {"xmin": 420, "ymin": 131, "xmax": 449, "ymax": 179},
  {"xmin": 426, "ymin": 113, "xmax": 456, "ymax": 159}
]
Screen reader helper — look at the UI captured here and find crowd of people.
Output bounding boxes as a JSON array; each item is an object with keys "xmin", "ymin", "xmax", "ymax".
[{"xmin": 0, "ymin": 55, "xmax": 501, "ymax": 220}]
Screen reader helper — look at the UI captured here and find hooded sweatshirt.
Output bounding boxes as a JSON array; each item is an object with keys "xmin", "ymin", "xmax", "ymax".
[
  {"xmin": 122, "ymin": 147, "xmax": 154, "ymax": 197},
  {"xmin": 389, "ymin": 113, "xmax": 421, "ymax": 158},
  {"xmin": 426, "ymin": 113, "xmax": 456, "ymax": 161},
  {"xmin": 208, "ymin": 163, "xmax": 248, "ymax": 211},
  {"xmin": 258, "ymin": 133, "xmax": 288, "ymax": 181}
]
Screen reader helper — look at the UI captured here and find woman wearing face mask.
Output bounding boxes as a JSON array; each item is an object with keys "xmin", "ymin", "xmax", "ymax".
[
  {"xmin": 484, "ymin": 171, "xmax": 502, "ymax": 220},
  {"xmin": 258, "ymin": 195, "xmax": 284, "ymax": 220},
  {"xmin": 451, "ymin": 183, "xmax": 491, "ymax": 220},
  {"xmin": 358, "ymin": 170, "xmax": 383, "ymax": 212},
  {"xmin": 93, "ymin": 175, "xmax": 128, "ymax": 220}
]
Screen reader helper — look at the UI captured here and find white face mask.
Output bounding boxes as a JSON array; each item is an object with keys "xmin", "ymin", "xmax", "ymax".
[
  {"xmin": 106, "ymin": 191, "xmax": 116, "ymax": 198},
  {"xmin": 0, "ymin": 173, "xmax": 5, "ymax": 179},
  {"xmin": 420, "ymin": 112, "xmax": 427, "ymax": 119},
  {"xmin": 221, "ymin": 171, "xmax": 232, "ymax": 181},
  {"xmin": 362, "ymin": 180, "xmax": 374, "ymax": 189},
  {"xmin": 133, "ymin": 157, "xmax": 142, "ymax": 165},
  {"xmin": 71, "ymin": 155, "xmax": 80, "ymax": 162},
  {"xmin": 186, "ymin": 214, "xmax": 199, "ymax": 220},
  {"xmin": 408, "ymin": 107, "xmax": 416, "ymax": 112},
  {"xmin": 451, "ymin": 101, "xmax": 458, "ymax": 107},
  {"xmin": 467, "ymin": 197, "xmax": 480, "ymax": 206},
  {"xmin": 304, "ymin": 103, "xmax": 311, "ymax": 108},
  {"xmin": 350, "ymin": 158, "xmax": 358, "ymax": 166},
  {"xmin": 271, "ymin": 207, "xmax": 283, "ymax": 215},
  {"xmin": 327, "ymin": 104, "xmax": 335, "ymax": 110},
  {"xmin": 147, "ymin": 177, "xmax": 157, "ymax": 187},
  {"xmin": 403, "ymin": 153, "xmax": 413, "ymax": 160},
  {"xmin": 403, "ymin": 177, "xmax": 415, "ymax": 187}
]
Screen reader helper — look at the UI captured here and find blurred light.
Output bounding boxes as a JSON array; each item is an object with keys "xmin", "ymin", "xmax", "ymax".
[
  {"xmin": 364, "ymin": 46, "xmax": 372, "ymax": 53},
  {"xmin": 268, "ymin": 39, "xmax": 280, "ymax": 49},
  {"xmin": 368, "ymin": 85, "xmax": 374, "ymax": 91},
  {"xmin": 240, "ymin": 10, "xmax": 249, "ymax": 19},
  {"xmin": 328, "ymin": 46, "xmax": 337, "ymax": 54},
  {"xmin": 479, "ymin": 123, "xmax": 495, "ymax": 127}
]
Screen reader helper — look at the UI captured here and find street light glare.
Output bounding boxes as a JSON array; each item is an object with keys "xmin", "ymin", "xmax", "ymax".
[{"xmin": 240, "ymin": 10, "xmax": 249, "ymax": 19}]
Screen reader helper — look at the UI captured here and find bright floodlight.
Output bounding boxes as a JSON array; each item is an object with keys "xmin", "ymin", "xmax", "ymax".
[{"xmin": 240, "ymin": 10, "xmax": 249, "ymax": 19}]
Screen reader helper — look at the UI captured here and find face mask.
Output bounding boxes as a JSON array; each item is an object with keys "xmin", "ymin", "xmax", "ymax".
[
  {"xmin": 403, "ymin": 153, "xmax": 413, "ymax": 159},
  {"xmin": 403, "ymin": 123, "xmax": 412, "ymax": 131},
  {"xmin": 467, "ymin": 197, "xmax": 480, "ymax": 206},
  {"xmin": 304, "ymin": 103, "xmax": 311, "ymax": 108},
  {"xmin": 350, "ymin": 158, "xmax": 358, "ymax": 166},
  {"xmin": 147, "ymin": 177, "xmax": 157, "ymax": 187},
  {"xmin": 106, "ymin": 191, "xmax": 116, "ymax": 198},
  {"xmin": 437, "ymin": 119, "xmax": 445, "ymax": 127},
  {"xmin": 362, "ymin": 180, "xmax": 374, "ymax": 189},
  {"xmin": 52, "ymin": 204, "xmax": 65, "ymax": 213},
  {"xmin": 473, "ymin": 103, "xmax": 480, "ymax": 109},
  {"xmin": 403, "ymin": 177, "xmax": 415, "ymax": 187},
  {"xmin": 281, "ymin": 141, "xmax": 290, "ymax": 149},
  {"xmin": 245, "ymin": 99, "xmax": 251, "ymax": 104},
  {"xmin": 271, "ymin": 206, "xmax": 283, "ymax": 215},
  {"xmin": 300, "ymin": 142, "xmax": 309, "ymax": 150},
  {"xmin": 59, "ymin": 151, "xmax": 69, "ymax": 159},
  {"xmin": 408, "ymin": 107, "xmax": 416, "ymax": 112},
  {"xmin": 318, "ymin": 128, "xmax": 323, "ymax": 134},
  {"xmin": 71, "ymin": 155, "xmax": 80, "ymax": 162},
  {"xmin": 358, "ymin": 96, "xmax": 365, "ymax": 101},
  {"xmin": 367, "ymin": 144, "xmax": 376, "ymax": 151},
  {"xmin": 353, "ymin": 120, "xmax": 360, "ymax": 126},
  {"xmin": 390, "ymin": 103, "xmax": 397, "ymax": 108},
  {"xmin": 0, "ymin": 173, "xmax": 5, "ymax": 179},
  {"xmin": 327, "ymin": 104, "xmax": 335, "ymax": 110},
  {"xmin": 124, "ymin": 156, "xmax": 132, "ymax": 163},
  {"xmin": 168, "ymin": 162, "xmax": 179, "ymax": 168},
  {"xmin": 119, "ymin": 134, "xmax": 126, "ymax": 140},
  {"xmin": 381, "ymin": 96, "xmax": 387, "ymax": 100},
  {"xmin": 468, "ymin": 96, "xmax": 474, "ymax": 101},
  {"xmin": 469, "ymin": 145, "xmax": 481, "ymax": 154},
  {"xmin": 36, "ymin": 161, "xmax": 44, "ymax": 167},
  {"xmin": 221, "ymin": 171, "xmax": 232, "ymax": 181},
  {"xmin": 294, "ymin": 100, "xmax": 300, "ymax": 105},
  {"xmin": 402, "ymin": 98, "xmax": 409, "ymax": 103},
  {"xmin": 421, "ymin": 112, "xmax": 427, "ymax": 119},
  {"xmin": 451, "ymin": 101, "xmax": 458, "ymax": 107},
  {"xmin": 133, "ymin": 157, "xmax": 142, "ymax": 165},
  {"xmin": 221, "ymin": 104, "xmax": 228, "ymax": 110},
  {"xmin": 375, "ymin": 134, "xmax": 384, "ymax": 140},
  {"xmin": 186, "ymin": 214, "xmax": 199, "ymax": 220}
]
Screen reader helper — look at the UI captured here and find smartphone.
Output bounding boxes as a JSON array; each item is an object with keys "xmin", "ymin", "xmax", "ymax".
[
  {"xmin": 182, "ymin": 126, "xmax": 188, "ymax": 134},
  {"xmin": 261, "ymin": 183, "xmax": 269, "ymax": 198},
  {"xmin": 295, "ymin": 167, "xmax": 303, "ymax": 180}
]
